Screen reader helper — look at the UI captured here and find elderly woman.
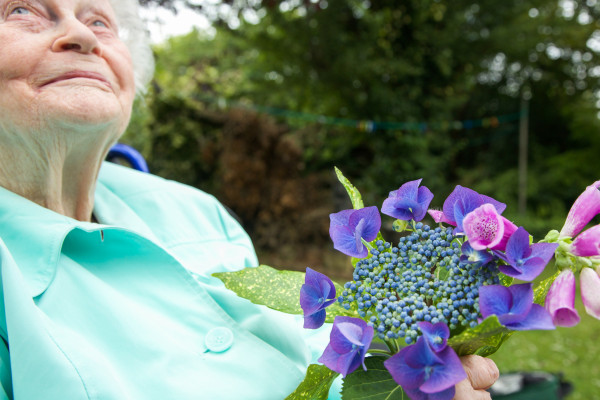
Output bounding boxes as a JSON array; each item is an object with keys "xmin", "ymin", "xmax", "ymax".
[{"xmin": 0, "ymin": 0, "xmax": 498, "ymax": 399}]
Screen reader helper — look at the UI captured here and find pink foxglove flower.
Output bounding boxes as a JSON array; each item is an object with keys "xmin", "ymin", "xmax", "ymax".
[
  {"xmin": 428, "ymin": 209, "xmax": 454, "ymax": 225},
  {"xmin": 559, "ymin": 180, "xmax": 600, "ymax": 239},
  {"xmin": 580, "ymin": 266, "xmax": 600, "ymax": 320},
  {"xmin": 432, "ymin": 185, "xmax": 506, "ymax": 233},
  {"xmin": 462, "ymin": 204, "xmax": 517, "ymax": 251},
  {"xmin": 545, "ymin": 269, "xmax": 580, "ymax": 327},
  {"xmin": 570, "ymin": 225, "xmax": 600, "ymax": 257}
]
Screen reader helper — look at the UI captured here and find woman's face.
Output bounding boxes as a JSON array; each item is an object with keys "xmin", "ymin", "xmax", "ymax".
[{"xmin": 0, "ymin": 0, "xmax": 135, "ymax": 134}]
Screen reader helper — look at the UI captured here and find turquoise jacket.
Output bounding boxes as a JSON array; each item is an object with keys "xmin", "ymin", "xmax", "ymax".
[{"xmin": 0, "ymin": 162, "xmax": 341, "ymax": 399}]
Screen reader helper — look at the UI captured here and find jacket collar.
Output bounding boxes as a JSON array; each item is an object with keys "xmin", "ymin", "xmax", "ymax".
[{"xmin": 0, "ymin": 162, "xmax": 159, "ymax": 297}]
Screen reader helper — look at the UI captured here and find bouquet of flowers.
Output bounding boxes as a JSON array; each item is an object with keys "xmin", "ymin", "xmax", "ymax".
[{"xmin": 214, "ymin": 168, "xmax": 600, "ymax": 399}]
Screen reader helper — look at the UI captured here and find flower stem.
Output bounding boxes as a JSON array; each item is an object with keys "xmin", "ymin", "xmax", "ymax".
[{"xmin": 367, "ymin": 348, "xmax": 393, "ymax": 357}]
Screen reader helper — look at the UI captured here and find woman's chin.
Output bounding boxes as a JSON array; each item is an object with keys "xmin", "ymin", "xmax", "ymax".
[{"xmin": 37, "ymin": 87, "xmax": 131, "ymax": 130}]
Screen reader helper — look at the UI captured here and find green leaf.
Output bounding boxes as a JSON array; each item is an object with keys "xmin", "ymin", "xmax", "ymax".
[
  {"xmin": 335, "ymin": 167, "xmax": 364, "ymax": 209},
  {"xmin": 212, "ymin": 265, "xmax": 358, "ymax": 322},
  {"xmin": 498, "ymin": 273, "xmax": 514, "ymax": 287},
  {"xmin": 341, "ymin": 357, "xmax": 405, "ymax": 400},
  {"xmin": 285, "ymin": 364, "xmax": 339, "ymax": 400},
  {"xmin": 533, "ymin": 270, "xmax": 561, "ymax": 306},
  {"xmin": 435, "ymin": 266, "xmax": 449, "ymax": 281},
  {"xmin": 447, "ymin": 315, "xmax": 513, "ymax": 357}
]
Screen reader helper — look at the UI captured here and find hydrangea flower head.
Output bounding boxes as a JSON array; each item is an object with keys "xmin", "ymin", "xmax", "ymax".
[
  {"xmin": 384, "ymin": 334, "xmax": 466, "ymax": 400},
  {"xmin": 479, "ymin": 283, "xmax": 554, "ymax": 330},
  {"xmin": 381, "ymin": 179, "xmax": 434, "ymax": 222},
  {"xmin": 318, "ymin": 316, "xmax": 373, "ymax": 377},
  {"xmin": 300, "ymin": 267, "xmax": 337, "ymax": 329},
  {"xmin": 545, "ymin": 269, "xmax": 580, "ymax": 327},
  {"xmin": 462, "ymin": 204, "xmax": 517, "ymax": 251},
  {"xmin": 435, "ymin": 185, "xmax": 506, "ymax": 233},
  {"xmin": 329, "ymin": 206, "xmax": 381, "ymax": 258},
  {"xmin": 499, "ymin": 227, "xmax": 559, "ymax": 281},
  {"xmin": 559, "ymin": 180, "xmax": 600, "ymax": 239},
  {"xmin": 580, "ymin": 266, "xmax": 600, "ymax": 320}
]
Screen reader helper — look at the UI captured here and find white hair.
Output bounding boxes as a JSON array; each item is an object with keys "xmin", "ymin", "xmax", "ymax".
[{"xmin": 109, "ymin": 0, "xmax": 155, "ymax": 96}]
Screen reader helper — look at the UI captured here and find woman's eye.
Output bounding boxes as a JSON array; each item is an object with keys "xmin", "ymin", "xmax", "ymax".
[
  {"xmin": 91, "ymin": 20, "xmax": 108, "ymax": 28},
  {"xmin": 10, "ymin": 6, "xmax": 30, "ymax": 15}
]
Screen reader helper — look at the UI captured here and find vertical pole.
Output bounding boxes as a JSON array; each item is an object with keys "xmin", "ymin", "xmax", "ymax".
[{"xmin": 518, "ymin": 96, "xmax": 529, "ymax": 216}]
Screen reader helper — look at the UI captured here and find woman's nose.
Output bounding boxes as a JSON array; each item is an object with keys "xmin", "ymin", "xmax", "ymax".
[{"xmin": 51, "ymin": 17, "xmax": 102, "ymax": 56}]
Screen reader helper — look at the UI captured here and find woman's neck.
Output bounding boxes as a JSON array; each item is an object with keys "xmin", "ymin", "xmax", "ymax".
[{"xmin": 0, "ymin": 124, "xmax": 119, "ymax": 221}]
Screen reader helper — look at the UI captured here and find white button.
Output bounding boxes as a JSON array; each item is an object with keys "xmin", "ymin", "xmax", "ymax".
[{"xmin": 205, "ymin": 327, "xmax": 234, "ymax": 353}]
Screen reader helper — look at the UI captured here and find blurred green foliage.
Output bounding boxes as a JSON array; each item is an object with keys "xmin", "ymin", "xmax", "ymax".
[{"xmin": 127, "ymin": 0, "xmax": 600, "ymax": 245}]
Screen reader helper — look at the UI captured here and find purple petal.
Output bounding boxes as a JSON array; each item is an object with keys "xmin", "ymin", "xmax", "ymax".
[
  {"xmin": 480, "ymin": 194, "xmax": 507, "ymax": 215},
  {"xmin": 384, "ymin": 343, "xmax": 427, "ymax": 389},
  {"xmin": 382, "ymin": 180, "xmax": 433, "ymax": 222},
  {"xmin": 498, "ymin": 263, "xmax": 524, "ymax": 278},
  {"xmin": 382, "ymin": 197, "xmax": 421, "ymax": 221},
  {"xmin": 403, "ymin": 386, "xmax": 456, "ymax": 400},
  {"xmin": 506, "ymin": 284, "xmax": 534, "ymax": 317},
  {"xmin": 451, "ymin": 187, "xmax": 486, "ymax": 233},
  {"xmin": 318, "ymin": 344, "xmax": 358, "ymax": 377},
  {"xmin": 329, "ymin": 209, "xmax": 354, "ymax": 227},
  {"xmin": 334, "ymin": 349, "xmax": 362, "ymax": 377},
  {"xmin": 443, "ymin": 186, "xmax": 478, "ymax": 226},
  {"xmin": 329, "ymin": 317, "xmax": 373, "ymax": 367},
  {"xmin": 395, "ymin": 179, "xmax": 422, "ymax": 199},
  {"xmin": 559, "ymin": 180, "xmax": 600, "ymax": 238},
  {"xmin": 530, "ymin": 242, "xmax": 560, "ymax": 265},
  {"xmin": 303, "ymin": 309, "xmax": 327, "ymax": 329},
  {"xmin": 300, "ymin": 268, "xmax": 336, "ymax": 329},
  {"xmin": 349, "ymin": 206, "xmax": 381, "ymax": 242},
  {"xmin": 300, "ymin": 284, "xmax": 324, "ymax": 315},
  {"xmin": 545, "ymin": 269, "xmax": 580, "ymax": 327},
  {"xmin": 333, "ymin": 321, "xmax": 364, "ymax": 348},
  {"xmin": 330, "ymin": 225, "xmax": 367, "ymax": 258},
  {"xmin": 505, "ymin": 227, "xmax": 532, "ymax": 263},
  {"xmin": 580, "ymin": 267, "xmax": 600, "ymax": 320},
  {"xmin": 511, "ymin": 257, "xmax": 550, "ymax": 282},
  {"xmin": 304, "ymin": 267, "xmax": 336, "ymax": 299},
  {"xmin": 461, "ymin": 241, "xmax": 495, "ymax": 266},
  {"xmin": 479, "ymin": 285, "xmax": 512, "ymax": 319},
  {"xmin": 505, "ymin": 304, "xmax": 555, "ymax": 331},
  {"xmin": 428, "ymin": 387, "xmax": 456, "ymax": 400},
  {"xmin": 428, "ymin": 209, "xmax": 455, "ymax": 225},
  {"xmin": 418, "ymin": 321, "xmax": 450, "ymax": 353},
  {"xmin": 571, "ymin": 225, "xmax": 600, "ymax": 257},
  {"xmin": 417, "ymin": 185, "xmax": 434, "ymax": 205},
  {"xmin": 419, "ymin": 346, "xmax": 467, "ymax": 393},
  {"xmin": 402, "ymin": 387, "xmax": 430, "ymax": 400},
  {"xmin": 319, "ymin": 317, "xmax": 373, "ymax": 377}
]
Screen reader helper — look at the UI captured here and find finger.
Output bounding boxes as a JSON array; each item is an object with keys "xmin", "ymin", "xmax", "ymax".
[
  {"xmin": 454, "ymin": 379, "xmax": 492, "ymax": 400},
  {"xmin": 460, "ymin": 355, "xmax": 500, "ymax": 390}
]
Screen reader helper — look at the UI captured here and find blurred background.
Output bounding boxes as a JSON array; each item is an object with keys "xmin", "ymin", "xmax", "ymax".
[{"xmin": 125, "ymin": 1, "xmax": 600, "ymax": 398}]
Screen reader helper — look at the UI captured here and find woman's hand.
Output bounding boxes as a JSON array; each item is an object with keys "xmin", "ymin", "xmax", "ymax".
[{"xmin": 454, "ymin": 355, "xmax": 500, "ymax": 399}]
